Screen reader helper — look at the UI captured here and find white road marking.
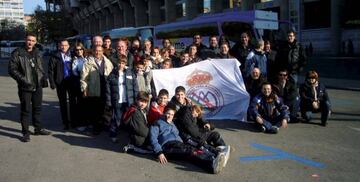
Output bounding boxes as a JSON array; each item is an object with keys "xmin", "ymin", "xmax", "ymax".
[{"xmin": 348, "ymin": 127, "xmax": 360, "ymax": 132}]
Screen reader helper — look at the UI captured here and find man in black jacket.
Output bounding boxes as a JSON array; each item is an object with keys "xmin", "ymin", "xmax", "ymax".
[
  {"xmin": 272, "ymin": 70, "xmax": 299, "ymax": 122},
  {"xmin": 48, "ymin": 39, "xmax": 75, "ymax": 130},
  {"xmin": 230, "ymin": 32, "xmax": 254, "ymax": 72},
  {"xmin": 8, "ymin": 33, "xmax": 51, "ymax": 142},
  {"xmin": 275, "ymin": 30, "xmax": 307, "ymax": 85}
]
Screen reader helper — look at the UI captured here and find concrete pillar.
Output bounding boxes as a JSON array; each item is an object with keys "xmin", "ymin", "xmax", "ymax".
[
  {"xmin": 90, "ymin": 14, "xmax": 98, "ymax": 35},
  {"xmin": 278, "ymin": 0, "xmax": 289, "ymax": 33},
  {"xmin": 110, "ymin": 3, "xmax": 124, "ymax": 28},
  {"xmin": 101, "ymin": 7, "xmax": 112, "ymax": 31},
  {"xmin": 86, "ymin": 19, "xmax": 91, "ymax": 34},
  {"xmin": 211, "ymin": 0, "xmax": 227, "ymax": 13},
  {"xmin": 130, "ymin": 0, "xmax": 148, "ymax": 27},
  {"xmin": 186, "ymin": 0, "xmax": 202, "ymax": 20},
  {"xmin": 165, "ymin": 0, "xmax": 176, "ymax": 23},
  {"xmin": 241, "ymin": 0, "xmax": 256, "ymax": 10},
  {"xmin": 148, "ymin": 0, "xmax": 162, "ymax": 25},
  {"xmin": 331, "ymin": 0, "xmax": 342, "ymax": 55},
  {"xmin": 119, "ymin": 0, "xmax": 135, "ymax": 27},
  {"xmin": 95, "ymin": 11, "xmax": 105, "ymax": 33}
]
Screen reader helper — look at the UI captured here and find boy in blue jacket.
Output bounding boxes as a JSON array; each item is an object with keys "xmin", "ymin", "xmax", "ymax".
[{"xmin": 149, "ymin": 105, "xmax": 226, "ymax": 174}]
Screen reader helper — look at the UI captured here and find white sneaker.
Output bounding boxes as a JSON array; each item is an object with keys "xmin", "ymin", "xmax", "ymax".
[
  {"xmin": 222, "ymin": 145, "xmax": 231, "ymax": 167},
  {"xmin": 123, "ymin": 144, "xmax": 135, "ymax": 153},
  {"xmin": 216, "ymin": 145, "xmax": 226, "ymax": 152},
  {"xmin": 212, "ymin": 152, "xmax": 225, "ymax": 174},
  {"xmin": 261, "ymin": 125, "xmax": 266, "ymax": 132}
]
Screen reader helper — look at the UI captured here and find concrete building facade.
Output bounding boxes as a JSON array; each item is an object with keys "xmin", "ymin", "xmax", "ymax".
[
  {"xmin": 54, "ymin": 0, "xmax": 359, "ymax": 55},
  {"xmin": 0, "ymin": 0, "xmax": 24, "ymax": 25}
]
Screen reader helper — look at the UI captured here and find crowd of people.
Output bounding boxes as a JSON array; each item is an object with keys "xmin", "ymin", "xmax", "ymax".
[{"xmin": 8, "ymin": 30, "xmax": 332, "ymax": 174}]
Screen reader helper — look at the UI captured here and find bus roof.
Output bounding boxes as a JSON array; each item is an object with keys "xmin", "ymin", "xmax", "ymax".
[
  {"xmin": 155, "ymin": 10, "xmax": 278, "ymax": 30},
  {"xmin": 66, "ymin": 34, "xmax": 92, "ymax": 40}
]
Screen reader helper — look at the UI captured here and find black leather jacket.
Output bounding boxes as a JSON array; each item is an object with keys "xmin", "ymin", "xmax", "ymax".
[{"xmin": 8, "ymin": 47, "xmax": 47, "ymax": 91}]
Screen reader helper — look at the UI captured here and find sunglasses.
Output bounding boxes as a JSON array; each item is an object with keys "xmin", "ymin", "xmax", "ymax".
[
  {"xmin": 76, "ymin": 49, "xmax": 83, "ymax": 51},
  {"xmin": 307, "ymin": 77, "xmax": 316, "ymax": 79},
  {"xmin": 279, "ymin": 73, "xmax": 287, "ymax": 76}
]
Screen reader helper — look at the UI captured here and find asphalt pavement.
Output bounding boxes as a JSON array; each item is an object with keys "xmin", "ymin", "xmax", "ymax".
[{"xmin": 1, "ymin": 57, "xmax": 360, "ymax": 182}]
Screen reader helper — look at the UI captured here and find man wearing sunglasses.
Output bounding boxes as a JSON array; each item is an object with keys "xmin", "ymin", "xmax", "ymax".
[{"xmin": 272, "ymin": 69, "xmax": 299, "ymax": 122}]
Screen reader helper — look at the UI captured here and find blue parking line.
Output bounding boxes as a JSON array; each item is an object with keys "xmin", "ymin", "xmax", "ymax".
[{"xmin": 239, "ymin": 143, "xmax": 325, "ymax": 168}]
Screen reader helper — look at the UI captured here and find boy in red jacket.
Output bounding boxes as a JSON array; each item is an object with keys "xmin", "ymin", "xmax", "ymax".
[{"xmin": 148, "ymin": 89, "xmax": 169, "ymax": 125}]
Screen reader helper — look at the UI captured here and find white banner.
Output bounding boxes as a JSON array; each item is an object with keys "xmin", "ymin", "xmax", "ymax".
[{"xmin": 152, "ymin": 59, "xmax": 250, "ymax": 121}]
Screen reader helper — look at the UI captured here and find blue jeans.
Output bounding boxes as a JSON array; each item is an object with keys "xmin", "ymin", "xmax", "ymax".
[
  {"xmin": 261, "ymin": 116, "xmax": 284, "ymax": 131},
  {"xmin": 109, "ymin": 102, "xmax": 128, "ymax": 138}
]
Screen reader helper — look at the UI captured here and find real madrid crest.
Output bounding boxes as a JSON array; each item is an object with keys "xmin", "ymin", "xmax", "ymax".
[{"xmin": 185, "ymin": 69, "xmax": 224, "ymax": 117}]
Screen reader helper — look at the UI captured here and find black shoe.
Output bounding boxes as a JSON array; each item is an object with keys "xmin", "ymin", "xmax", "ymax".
[
  {"xmin": 260, "ymin": 125, "xmax": 266, "ymax": 132},
  {"xmin": 267, "ymin": 126, "xmax": 279, "ymax": 134},
  {"xmin": 22, "ymin": 133, "xmax": 30, "ymax": 142},
  {"xmin": 321, "ymin": 122, "xmax": 327, "ymax": 127},
  {"xmin": 34, "ymin": 129, "xmax": 51, "ymax": 135},
  {"xmin": 63, "ymin": 125, "xmax": 70, "ymax": 130}
]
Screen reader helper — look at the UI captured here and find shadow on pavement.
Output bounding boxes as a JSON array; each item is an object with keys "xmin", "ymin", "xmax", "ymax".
[
  {"xmin": 52, "ymin": 133, "xmax": 122, "ymax": 152},
  {"xmin": 51, "ymin": 130, "xmax": 131, "ymax": 153},
  {"xmin": 0, "ymin": 125, "xmax": 23, "ymax": 141},
  {"xmin": 0, "ymin": 101, "xmax": 64, "ymax": 132},
  {"xmin": 211, "ymin": 120, "xmax": 260, "ymax": 133},
  {"xmin": 332, "ymin": 112, "xmax": 360, "ymax": 117}
]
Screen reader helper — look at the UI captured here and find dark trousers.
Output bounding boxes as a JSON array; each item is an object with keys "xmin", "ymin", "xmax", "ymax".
[
  {"xmin": 18, "ymin": 88, "xmax": 43, "ymax": 135},
  {"xmin": 204, "ymin": 131, "xmax": 226, "ymax": 147},
  {"xmin": 56, "ymin": 77, "xmax": 76, "ymax": 127},
  {"xmin": 301, "ymin": 100, "xmax": 331, "ymax": 124},
  {"xmin": 86, "ymin": 96, "xmax": 105, "ymax": 132},
  {"xmin": 255, "ymin": 115, "xmax": 284, "ymax": 131},
  {"xmin": 285, "ymin": 97, "xmax": 300, "ymax": 122},
  {"xmin": 162, "ymin": 141, "xmax": 214, "ymax": 173}
]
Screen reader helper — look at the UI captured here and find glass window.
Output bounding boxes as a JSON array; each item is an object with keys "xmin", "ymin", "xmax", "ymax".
[
  {"xmin": 139, "ymin": 28, "xmax": 153, "ymax": 42},
  {"xmin": 203, "ymin": 0, "xmax": 211, "ymax": 13},
  {"xmin": 156, "ymin": 23, "xmax": 218, "ymax": 39},
  {"xmin": 304, "ymin": 1, "xmax": 331, "ymax": 29},
  {"xmin": 176, "ymin": 3, "xmax": 186, "ymax": 18},
  {"xmin": 4, "ymin": 2, "xmax": 11, "ymax": 8}
]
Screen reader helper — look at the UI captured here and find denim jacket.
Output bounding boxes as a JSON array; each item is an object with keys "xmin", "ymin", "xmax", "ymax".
[
  {"xmin": 149, "ymin": 118, "xmax": 183, "ymax": 154},
  {"xmin": 249, "ymin": 93, "xmax": 290, "ymax": 121}
]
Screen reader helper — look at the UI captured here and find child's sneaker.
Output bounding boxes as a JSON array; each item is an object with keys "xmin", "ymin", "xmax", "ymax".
[
  {"xmin": 212, "ymin": 152, "xmax": 225, "ymax": 174},
  {"xmin": 123, "ymin": 144, "xmax": 135, "ymax": 153}
]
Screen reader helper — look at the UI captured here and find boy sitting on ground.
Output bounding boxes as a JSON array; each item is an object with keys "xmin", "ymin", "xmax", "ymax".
[
  {"xmin": 149, "ymin": 105, "xmax": 226, "ymax": 174},
  {"xmin": 123, "ymin": 91, "xmax": 152, "ymax": 153},
  {"xmin": 147, "ymin": 89, "xmax": 169, "ymax": 125}
]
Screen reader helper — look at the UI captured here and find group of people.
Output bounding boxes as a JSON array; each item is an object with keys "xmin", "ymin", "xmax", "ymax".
[
  {"xmin": 8, "ymin": 30, "xmax": 332, "ymax": 174},
  {"xmin": 242, "ymin": 31, "xmax": 331, "ymax": 134}
]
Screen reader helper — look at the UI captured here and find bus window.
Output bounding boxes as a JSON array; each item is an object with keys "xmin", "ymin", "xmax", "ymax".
[
  {"xmin": 155, "ymin": 22, "xmax": 218, "ymax": 51},
  {"xmin": 156, "ymin": 23, "xmax": 218, "ymax": 39},
  {"xmin": 139, "ymin": 28, "xmax": 153, "ymax": 42},
  {"xmin": 221, "ymin": 22, "xmax": 255, "ymax": 45}
]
